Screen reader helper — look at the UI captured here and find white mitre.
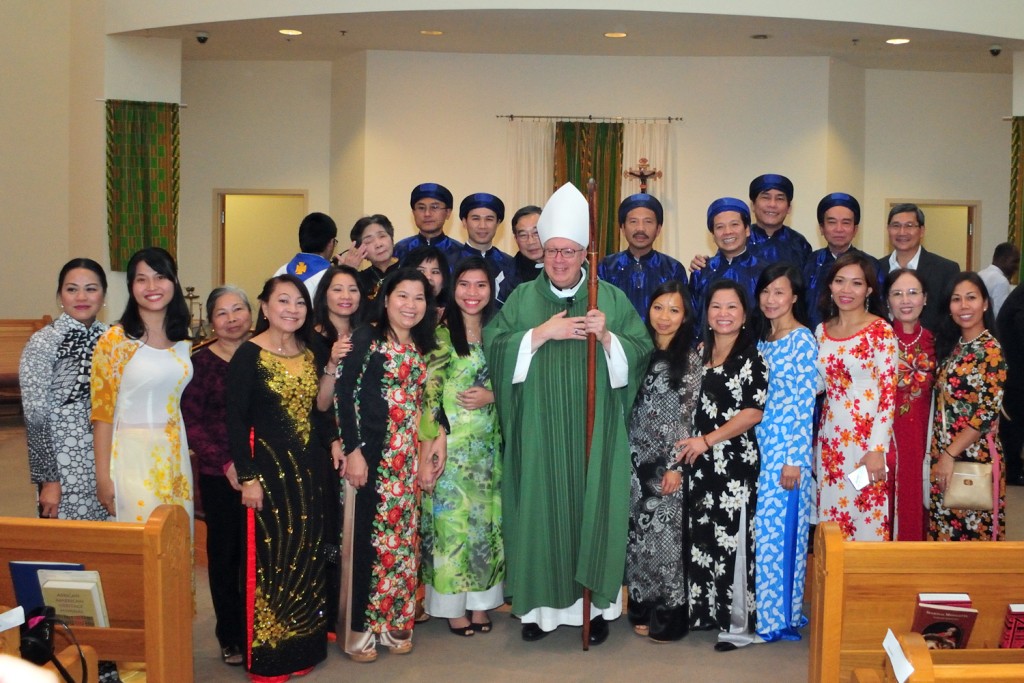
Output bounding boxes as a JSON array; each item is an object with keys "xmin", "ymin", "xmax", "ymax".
[{"xmin": 537, "ymin": 182, "xmax": 589, "ymax": 248}]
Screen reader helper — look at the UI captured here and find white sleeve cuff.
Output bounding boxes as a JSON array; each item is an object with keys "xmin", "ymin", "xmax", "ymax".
[{"xmin": 512, "ymin": 330, "xmax": 536, "ymax": 383}]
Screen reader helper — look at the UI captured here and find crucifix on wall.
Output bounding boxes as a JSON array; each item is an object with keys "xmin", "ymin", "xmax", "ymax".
[{"xmin": 623, "ymin": 157, "xmax": 663, "ymax": 193}]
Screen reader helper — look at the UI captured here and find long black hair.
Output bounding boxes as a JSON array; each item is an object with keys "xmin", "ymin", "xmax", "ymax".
[
  {"xmin": 752, "ymin": 263, "xmax": 809, "ymax": 340},
  {"xmin": 253, "ymin": 274, "xmax": 316, "ymax": 348},
  {"xmin": 370, "ymin": 268, "xmax": 438, "ymax": 354},
  {"xmin": 700, "ymin": 279, "xmax": 756, "ymax": 366},
  {"xmin": 934, "ymin": 271, "xmax": 996, "ymax": 363},
  {"xmin": 400, "ymin": 246, "xmax": 450, "ymax": 311},
  {"xmin": 818, "ymin": 251, "xmax": 885, "ymax": 323},
  {"xmin": 311, "ymin": 265, "xmax": 365, "ymax": 345},
  {"xmin": 645, "ymin": 280, "xmax": 695, "ymax": 389},
  {"xmin": 120, "ymin": 247, "xmax": 191, "ymax": 341},
  {"xmin": 445, "ymin": 257, "xmax": 496, "ymax": 357},
  {"xmin": 57, "ymin": 257, "xmax": 107, "ymax": 294}
]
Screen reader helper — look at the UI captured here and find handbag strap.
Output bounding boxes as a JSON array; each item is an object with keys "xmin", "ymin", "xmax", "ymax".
[{"xmin": 988, "ymin": 420, "xmax": 1001, "ymax": 541}]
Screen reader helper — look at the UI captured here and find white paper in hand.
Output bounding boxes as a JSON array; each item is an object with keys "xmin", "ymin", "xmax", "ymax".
[{"xmin": 0, "ymin": 605, "xmax": 25, "ymax": 632}]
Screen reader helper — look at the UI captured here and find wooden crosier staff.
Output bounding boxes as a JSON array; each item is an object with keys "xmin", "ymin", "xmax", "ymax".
[{"xmin": 581, "ymin": 178, "xmax": 600, "ymax": 651}]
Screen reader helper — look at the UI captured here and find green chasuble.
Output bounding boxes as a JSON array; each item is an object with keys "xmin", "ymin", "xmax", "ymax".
[{"xmin": 484, "ymin": 272, "xmax": 652, "ymax": 616}]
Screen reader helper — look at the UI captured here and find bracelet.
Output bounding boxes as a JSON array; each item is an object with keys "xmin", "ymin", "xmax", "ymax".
[
  {"xmin": 241, "ymin": 479, "xmax": 260, "ymax": 487},
  {"xmin": 702, "ymin": 435, "xmax": 712, "ymax": 449},
  {"xmin": 323, "ymin": 364, "xmax": 337, "ymax": 376},
  {"xmin": 942, "ymin": 448, "xmax": 955, "ymax": 459}
]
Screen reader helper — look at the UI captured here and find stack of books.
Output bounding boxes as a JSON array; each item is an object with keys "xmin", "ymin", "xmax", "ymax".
[{"xmin": 9, "ymin": 561, "xmax": 109, "ymax": 627}]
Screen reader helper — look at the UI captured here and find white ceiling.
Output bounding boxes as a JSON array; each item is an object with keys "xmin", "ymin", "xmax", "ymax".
[{"xmin": 121, "ymin": 10, "xmax": 1022, "ymax": 73}]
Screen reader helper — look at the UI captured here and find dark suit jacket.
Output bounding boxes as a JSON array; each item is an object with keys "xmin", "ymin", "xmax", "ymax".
[{"xmin": 879, "ymin": 247, "xmax": 961, "ymax": 331}]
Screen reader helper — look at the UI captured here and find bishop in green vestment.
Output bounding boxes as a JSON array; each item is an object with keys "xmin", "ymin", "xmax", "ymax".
[{"xmin": 484, "ymin": 183, "xmax": 652, "ymax": 643}]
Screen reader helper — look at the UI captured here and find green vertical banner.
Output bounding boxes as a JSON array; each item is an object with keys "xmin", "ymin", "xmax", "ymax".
[
  {"xmin": 106, "ymin": 100, "xmax": 180, "ymax": 271},
  {"xmin": 553, "ymin": 121, "xmax": 624, "ymax": 259}
]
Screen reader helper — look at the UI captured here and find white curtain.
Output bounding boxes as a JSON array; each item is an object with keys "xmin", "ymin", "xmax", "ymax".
[
  {"xmin": 505, "ymin": 118, "xmax": 555, "ymax": 216},
  {"xmin": 620, "ymin": 122, "xmax": 675, "ymax": 256}
]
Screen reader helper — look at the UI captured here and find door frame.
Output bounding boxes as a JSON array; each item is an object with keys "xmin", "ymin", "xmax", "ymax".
[{"xmin": 212, "ymin": 189, "xmax": 308, "ymax": 284}]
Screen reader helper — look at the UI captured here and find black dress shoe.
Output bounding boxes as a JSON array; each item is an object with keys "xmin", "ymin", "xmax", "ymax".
[
  {"xmin": 1008, "ymin": 474, "xmax": 1024, "ymax": 487},
  {"xmin": 588, "ymin": 616, "xmax": 609, "ymax": 646},
  {"xmin": 521, "ymin": 622, "xmax": 549, "ymax": 641}
]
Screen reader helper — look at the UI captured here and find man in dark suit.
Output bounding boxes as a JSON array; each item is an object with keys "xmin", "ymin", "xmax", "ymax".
[
  {"xmin": 996, "ymin": 284, "xmax": 1024, "ymax": 485},
  {"xmin": 878, "ymin": 203, "xmax": 960, "ymax": 331}
]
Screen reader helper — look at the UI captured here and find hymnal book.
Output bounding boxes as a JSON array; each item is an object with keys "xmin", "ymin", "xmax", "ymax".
[
  {"xmin": 8, "ymin": 561, "xmax": 84, "ymax": 612},
  {"xmin": 1000, "ymin": 604, "xmax": 1024, "ymax": 648},
  {"xmin": 917, "ymin": 593, "xmax": 972, "ymax": 608},
  {"xmin": 912, "ymin": 602, "xmax": 977, "ymax": 649},
  {"xmin": 37, "ymin": 569, "xmax": 109, "ymax": 627}
]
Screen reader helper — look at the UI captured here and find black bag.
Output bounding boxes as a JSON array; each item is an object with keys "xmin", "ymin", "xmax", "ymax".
[{"xmin": 20, "ymin": 605, "xmax": 87, "ymax": 683}]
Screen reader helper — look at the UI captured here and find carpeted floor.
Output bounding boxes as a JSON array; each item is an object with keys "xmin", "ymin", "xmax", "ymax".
[{"xmin": 1, "ymin": 413, "xmax": 1021, "ymax": 682}]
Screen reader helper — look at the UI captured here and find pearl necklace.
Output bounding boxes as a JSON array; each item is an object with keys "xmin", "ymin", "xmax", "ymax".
[
  {"xmin": 897, "ymin": 325, "xmax": 923, "ymax": 352},
  {"xmin": 958, "ymin": 329, "xmax": 986, "ymax": 346}
]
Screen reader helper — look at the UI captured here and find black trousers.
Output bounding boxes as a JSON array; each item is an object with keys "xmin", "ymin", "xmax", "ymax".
[
  {"xmin": 1001, "ymin": 404, "xmax": 1024, "ymax": 480},
  {"xmin": 199, "ymin": 473, "xmax": 245, "ymax": 649}
]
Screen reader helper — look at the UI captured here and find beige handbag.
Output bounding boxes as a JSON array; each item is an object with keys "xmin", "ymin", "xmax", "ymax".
[{"xmin": 943, "ymin": 461, "xmax": 993, "ymax": 511}]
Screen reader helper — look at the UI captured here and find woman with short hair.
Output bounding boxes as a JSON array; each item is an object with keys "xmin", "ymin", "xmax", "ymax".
[{"xmin": 181, "ymin": 285, "xmax": 252, "ymax": 666}]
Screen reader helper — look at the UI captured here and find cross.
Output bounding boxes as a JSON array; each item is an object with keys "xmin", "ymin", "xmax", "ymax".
[{"xmin": 623, "ymin": 158, "xmax": 663, "ymax": 193}]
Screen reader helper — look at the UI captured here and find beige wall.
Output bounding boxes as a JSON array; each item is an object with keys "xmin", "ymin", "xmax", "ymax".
[
  {"xmin": 179, "ymin": 60, "xmax": 333, "ymax": 304},
  {"xmin": 864, "ymin": 70, "xmax": 1011, "ymax": 264},
  {"xmin": 0, "ymin": 1, "xmax": 71, "ymax": 318}
]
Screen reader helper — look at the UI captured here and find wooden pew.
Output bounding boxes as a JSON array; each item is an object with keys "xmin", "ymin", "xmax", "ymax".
[
  {"xmin": 808, "ymin": 522, "xmax": 1024, "ymax": 683},
  {"xmin": 884, "ymin": 631, "xmax": 1024, "ymax": 682},
  {"xmin": 0, "ymin": 316, "xmax": 52, "ymax": 412},
  {"xmin": 0, "ymin": 505, "xmax": 193, "ymax": 682}
]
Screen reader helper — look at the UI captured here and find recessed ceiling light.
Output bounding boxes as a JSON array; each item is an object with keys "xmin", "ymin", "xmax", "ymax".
[
  {"xmin": 420, "ymin": 29, "xmax": 444, "ymax": 36},
  {"xmin": 886, "ymin": 38, "xmax": 910, "ymax": 45},
  {"xmin": 279, "ymin": 29, "xmax": 302, "ymax": 36},
  {"xmin": 604, "ymin": 32, "xmax": 627, "ymax": 39},
  {"xmin": 751, "ymin": 34, "xmax": 770, "ymax": 40}
]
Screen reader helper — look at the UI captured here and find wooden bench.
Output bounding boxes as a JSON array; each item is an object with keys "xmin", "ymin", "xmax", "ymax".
[
  {"xmin": 0, "ymin": 505, "xmax": 193, "ymax": 682},
  {"xmin": 808, "ymin": 522, "xmax": 1024, "ymax": 683},
  {"xmin": 0, "ymin": 316, "xmax": 52, "ymax": 413}
]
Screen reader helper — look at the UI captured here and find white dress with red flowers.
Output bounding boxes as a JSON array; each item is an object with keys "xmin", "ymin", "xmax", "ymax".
[{"xmin": 814, "ymin": 319, "xmax": 898, "ymax": 541}]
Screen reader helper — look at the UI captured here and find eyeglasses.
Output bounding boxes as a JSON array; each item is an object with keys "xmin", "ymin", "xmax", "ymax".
[
  {"xmin": 516, "ymin": 230, "xmax": 540, "ymax": 242},
  {"xmin": 544, "ymin": 247, "xmax": 584, "ymax": 259},
  {"xmin": 888, "ymin": 288, "xmax": 923, "ymax": 299},
  {"xmin": 887, "ymin": 222, "xmax": 921, "ymax": 231}
]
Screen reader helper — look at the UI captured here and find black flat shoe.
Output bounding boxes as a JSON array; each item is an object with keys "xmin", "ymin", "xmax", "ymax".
[
  {"xmin": 714, "ymin": 641, "xmax": 739, "ymax": 652},
  {"xmin": 221, "ymin": 645, "xmax": 244, "ymax": 666},
  {"xmin": 521, "ymin": 623, "xmax": 548, "ymax": 641},
  {"xmin": 588, "ymin": 616, "xmax": 609, "ymax": 646}
]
